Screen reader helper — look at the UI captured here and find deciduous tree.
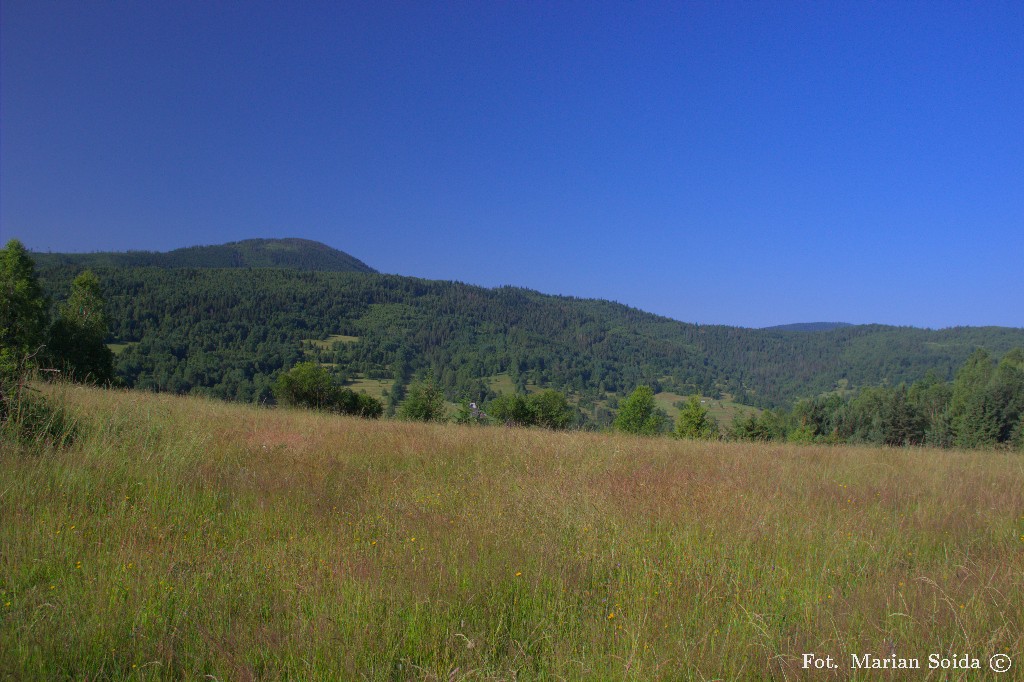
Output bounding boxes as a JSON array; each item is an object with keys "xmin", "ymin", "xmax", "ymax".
[
  {"xmin": 614, "ymin": 386, "xmax": 666, "ymax": 435},
  {"xmin": 47, "ymin": 270, "xmax": 115, "ymax": 384}
]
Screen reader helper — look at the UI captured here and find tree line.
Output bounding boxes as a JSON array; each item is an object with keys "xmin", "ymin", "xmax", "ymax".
[{"xmin": 610, "ymin": 348, "xmax": 1023, "ymax": 449}]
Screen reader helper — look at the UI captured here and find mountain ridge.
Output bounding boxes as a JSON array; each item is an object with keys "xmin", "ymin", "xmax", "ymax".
[{"xmin": 30, "ymin": 238, "xmax": 376, "ymax": 273}]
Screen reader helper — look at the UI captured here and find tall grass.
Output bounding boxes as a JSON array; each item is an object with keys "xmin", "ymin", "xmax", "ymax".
[{"xmin": 1, "ymin": 386, "xmax": 1021, "ymax": 680}]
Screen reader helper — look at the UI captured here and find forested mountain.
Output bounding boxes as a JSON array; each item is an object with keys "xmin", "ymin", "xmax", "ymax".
[
  {"xmin": 34, "ymin": 257, "xmax": 1024, "ymax": 416},
  {"xmin": 31, "ymin": 238, "xmax": 376, "ymax": 273}
]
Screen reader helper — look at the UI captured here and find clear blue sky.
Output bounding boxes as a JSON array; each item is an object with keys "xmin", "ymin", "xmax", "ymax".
[{"xmin": 2, "ymin": 1, "xmax": 1021, "ymax": 328}]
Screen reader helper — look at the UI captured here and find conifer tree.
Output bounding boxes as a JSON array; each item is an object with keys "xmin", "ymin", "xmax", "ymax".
[{"xmin": 675, "ymin": 395, "xmax": 719, "ymax": 440}]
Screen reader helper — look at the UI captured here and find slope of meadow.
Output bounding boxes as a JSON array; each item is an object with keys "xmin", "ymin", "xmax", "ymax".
[{"xmin": 1, "ymin": 386, "xmax": 1022, "ymax": 680}]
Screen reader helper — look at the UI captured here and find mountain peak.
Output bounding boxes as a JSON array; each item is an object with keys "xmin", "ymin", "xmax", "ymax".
[{"xmin": 32, "ymin": 238, "xmax": 377, "ymax": 273}]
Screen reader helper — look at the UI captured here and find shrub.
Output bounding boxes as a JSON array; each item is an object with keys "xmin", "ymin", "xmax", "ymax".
[
  {"xmin": 398, "ymin": 373, "xmax": 447, "ymax": 422},
  {"xmin": 0, "ymin": 370, "xmax": 78, "ymax": 449},
  {"xmin": 273, "ymin": 362, "xmax": 383, "ymax": 418}
]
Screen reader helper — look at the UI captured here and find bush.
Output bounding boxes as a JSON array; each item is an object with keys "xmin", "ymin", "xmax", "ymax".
[
  {"xmin": 487, "ymin": 393, "xmax": 534, "ymax": 426},
  {"xmin": 273, "ymin": 362, "xmax": 382, "ymax": 418},
  {"xmin": 530, "ymin": 390, "xmax": 576, "ymax": 429},
  {"xmin": 1, "ymin": 371, "xmax": 78, "ymax": 449},
  {"xmin": 484, "ymin": 390, "xmax": 576, "ymax": 430}
]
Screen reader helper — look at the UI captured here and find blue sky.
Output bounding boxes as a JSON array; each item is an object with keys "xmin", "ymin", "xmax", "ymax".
[{"xmin": 2, "ymin": 1, "xmax": 1021, "ymax": 328}]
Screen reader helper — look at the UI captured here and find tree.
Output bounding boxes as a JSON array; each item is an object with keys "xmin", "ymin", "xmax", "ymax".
[
  {"xmin": 675, "ymin": 395, "xmax": 718, "ymax": 440},
  {"xmin": 47, "ymin": 270, "xmax": 116, "ymax": 384},
  {"xmin": 273, "ymin": 361, "xmax": 382, "ymax": 417},
  {"xmin": 338, "ymin": 390, "xmax": 385, "ymax": 418},
  {"xmin": 614, "ymin": 386, "xmax": 666, "ymax": 435},
  {"xmin": 487, "ymin": 393, "xmax": 533, "ymax": 426},
  {"xmin": 0, "ymin": 241, "xmax": 77, "ymax": 446},
  {"xmin": 909, "ymin": 371, "xmax": 953, "ymax": 446},
  {"xmin": 0, "ymin": 240, "xmax": 48, "ymax": 375},
  {"xmin": 530, "ymin": 389, "xmax": 575, "ymax": 430},
  {"xmin": 948, "ymin": 349, "xmax": 1000, "ymax": 448},
  {"xmin": 990, "ymin": 349, "xmax": 1024, "ymax": 443},
  {"xmin": 398, "ymin": 372, "xmax": 447, "ymax": 422},
  {"xmin": 273, "ymin": 362, "xmax": 342, "ymax": 410},
  {"xmin": 791, "ymin": 394, "xmax": 846, "ymax": 443},
  {"xmin": 728, "ymin": 409, "xmax": 786, "ymax": 442}
]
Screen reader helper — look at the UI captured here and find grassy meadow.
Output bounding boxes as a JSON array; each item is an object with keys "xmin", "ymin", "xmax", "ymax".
[{"xmin": 1, "ymin": 385, "xmax": 1022, "ymax": 680}]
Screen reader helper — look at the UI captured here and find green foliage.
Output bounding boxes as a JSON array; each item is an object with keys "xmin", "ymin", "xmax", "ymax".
[
  {"xmin": 728, "ymin": 409, "xmax": 787, "ymax": 442},
  {"xmin": 486, "ymin": 389, "xmax": 576, "ymax": 430},
  {"xmin": 786, "ymin": 425, "xmax": 817, "ymax": 444},
  {"xmin": 841, "ymin": 385, "xmax": 926, "ymax": 447},
  {"xmin": 942, "ymin": 348, "xmax": 1024, "ymax": 449},
  {"xmin": 908, "ymin": 371, "xmax": 953, "ymax": 446},
  {"xmin": 721, "ymin": 348, "xmax": 1023, "ymax": 449},
  {"xmin": 340, "ymin": 390, "xmax": 385, "ymax": 419},
  {"xmin": 529, "ymin": 389, "xmax": 576, "ymax": 430},
  {"xmin": 273, "ymin": 362, "xmax": 382, "ymax": 417},
  {"xmin": 274, "ymin": 362, "xmax": 341, "ymax": 410},
  {"xmin": 398, "ymin": 373, "xmax": 447, "ymax": 422},
  {"xmin": 790, "ymin": 394, "xmax": 845, "ymax": 444},
  {"xmin": 0, "ymin": 241, "xmax": 78, "ymax": 448},
  {"xmin": 0, "ymin": 240, "xmax": 49, "ymax": 374},
  {"xmin": 614, "ymin": 386, "xmax": 667, "ymax": 435},
  {"xmin": 0, "ymin": 376, "xmax": 78, "ymax": 449},
  {"xmin": 1012, "ymin": 413, "xmax": 1024, "ymax": 450},
  {"xmin": 948, "ymin": 349, "xmax": 998, "ymax": 448},
  {"xmin": 674, "ymin": 395, "xmax": 719, "ymax": 440},
  {"xmin": 487, "ymin": 393, "xmax": 534, "ymax": 426},
  {"xmin": 46, "ymin": 270, "xmax": 115, "ymax": 384}
]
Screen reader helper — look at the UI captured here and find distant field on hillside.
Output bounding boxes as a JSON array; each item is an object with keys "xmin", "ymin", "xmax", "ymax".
[
  {"xmin": 2, "ymin": 386, "xmax": 1021, "ymax": 680},
  {"xmin": 653, "ymin": 391, "xmax": 757, "ymax": 425},
  {"xmin": 306, "ymin": 334, "xmax": 360, "ymax": 350},
  {"xmin": 345, "ymin": 376, "xmax": 394, "ymax": 400}
]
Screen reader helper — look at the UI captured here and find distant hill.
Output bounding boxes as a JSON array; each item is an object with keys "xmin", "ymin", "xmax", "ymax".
[
  {"xmin": 31, "ymin": 238, "xmax": 376, "ymax": 273},
  {"xmin": 763, "ymin": 322, "xmax": 854, "ymax": 332},
  {"xmin": 33, "ymin": 258, "xmax": 1024, "ymax": 413}
]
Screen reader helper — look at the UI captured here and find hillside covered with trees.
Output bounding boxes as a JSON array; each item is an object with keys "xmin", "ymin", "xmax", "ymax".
[{"xmin": 31, "ymin": 241, "xmax": 1024, "ymax": 426}]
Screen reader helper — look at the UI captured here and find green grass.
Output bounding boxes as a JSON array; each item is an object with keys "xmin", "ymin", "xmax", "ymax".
[
  {"xmin": 2, "ymin": 385, "xmax": 1021, "ymax": 679},
  {"xmin": 306, "ymin": 334, "xmax": 360, "ymax": 350},
  {"xmin": 106, "ymin": 342, "xmax": 138, "ymax": 356},
  {"xmin": 344, "ymin": 377, "xmax": 393, "ymax": 401},
  {"xmin": 654, "ymin": 391, "xmax": 756, "ymax": 426},
  {"xmin": 485, "ymin": 373, "xmax": 540, "ymax": 395}
]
